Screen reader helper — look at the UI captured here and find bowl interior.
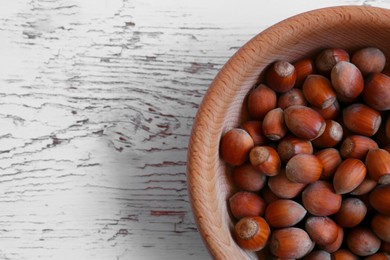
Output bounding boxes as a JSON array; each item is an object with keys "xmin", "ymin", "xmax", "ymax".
[{"xmin": 187, "ymin": 6, "xmax": 390, "ymax": 259}]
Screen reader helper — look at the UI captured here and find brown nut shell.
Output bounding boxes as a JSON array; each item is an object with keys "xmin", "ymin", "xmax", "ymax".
[
  {"xmin": 331, "ymin": 249, "xmax": 359, "ymax": 260},
  {"xmin": 247, "ymin": 84, "xmax": 277, "ymax": 120},
  {"xmin": 220, "ymin": 128, "xmax": 254, "ymax": 165},
  {"xmin": 285, "ymin": 154, "xmax": 323, "ymax": 184},
  {"xmin": 331, "ymin": 61, "xmax": 364, "ymax": 100},
  {"xmin": 265, "ymin": 60, "xmax": 297, "ymax": 93},
  {"xmin": 265, "ymin": 199, "xmax": 307, "ymax": 228},
  {"xmin": 333, "ymin": 158, "xmax": 366, "ymax": 194},
  {"xmin": 340, "ymin": 135, "xmax": 378, "ymax": 159},
  {"xmin": 262, "ymin": 108, "xmax": 287, "ymax": 141},
  {"xmin": 294, "ymin": 58, "xmax": 315, "ymax": 87},
  {"xmin": 303, "ymin": 74, "xmax": 336, "ymax": 109},
  {"xmin": 313, "ymin": 100, "xmax": 340, "ymax": 120},
  {"xmin": 232, "ymin": 163, "xmax": 267, "ymax": 192},
  {"xmin": 315, "ymin": 48, "xmax": 350, "ymax": 75},
  {"xmin": 371, "ymin": 213, "xmax": 390, "ymax": 242},
  {"xmin": 278, "ymin": 88, "xmax": 307, "ymax": 109},
  {"xmin": 319, "ymin": 225, "xmax": 344, "ymax": 253},
  {"xmin": 365, "ymin": 148, "xmax": 390, "ymax": 182},
  {"xmin": 312, "ymin": 120, "xmax": 343, "ymax": 148},
  {"xmin": 334, "ymin": 197, "xmax": 367, "ymax": 227},
  {"xmin": 249, "ymin": 146, "xmax": 281, "ymax": 176},
  {"xmin": 315, "ymin": 148, "xmax": 342, "ymax": 180},
  {"xmin": 305, "ymin": 216, "xmax": 339, "ymax": 246},
  {"xmin": 363, "ymin": 73, "xmax": 390, "ymax": 111},
  {"xmin": 343, "ymin": 103, "xmax": 382, "ymax": 137},
  {"xmin": 234, "ymin": 216, "xmax": 270, "ymax": 251},
  {"xmin": 284, "ymin": 105, "xmax": 326, "ymax": 140},
  {"xmin": 347, "ymin": 227, "xmax": 381, "ymax": 257},
  {"xmin": 302, "ymin": 180, "xmax": 342, "ymax": 216},
  {"xmin": 267, "ymin": 169, "xmax": 307, "ymax": 199},
  {"xmin": 229, "ymin": 191, "xmax": 266, "ymax": 219},
  {"xmin": 277, "ymin": 135, "xmax": 313, "ymax": 163},
  {"xmin": 351, "ymin": 47, "xmax": 386, "ymax": 76},
  {"xmin": 269, "ymin": 227, "xmax": 313, "ymax": 259},
  {"xmin": 369, "ymin": 184, "xmax": 390, "ymax": 215},
  {"xmin": 242, "ymin": 120, "xmax": 268, "ymax": 146}
]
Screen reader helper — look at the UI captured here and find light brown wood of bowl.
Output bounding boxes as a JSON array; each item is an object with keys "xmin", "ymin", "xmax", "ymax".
[{"xmin": 187, "ymin": 6, "xmax": 390, "ymax": 260}]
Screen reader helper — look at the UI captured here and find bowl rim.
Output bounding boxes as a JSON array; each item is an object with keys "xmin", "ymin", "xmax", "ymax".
[{"xmin": 187, "ymin": 5, "xmax": 390, "ymax": 259}]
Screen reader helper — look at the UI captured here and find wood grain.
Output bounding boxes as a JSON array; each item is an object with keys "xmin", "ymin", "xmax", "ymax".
[
  {"xmin": 188, "ymin": 5, "xmax": 390, "ymax": 260},
  {"xmin": 0, "ymin": 0, "xmax": 389, "ymax": 259}
]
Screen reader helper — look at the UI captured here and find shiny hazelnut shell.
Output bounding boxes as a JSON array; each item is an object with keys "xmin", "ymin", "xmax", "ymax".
[
  {"xmin": 371, "ymin": 213, "xmax": 390, "ymax": 242},
  {"xmin": 343, "ymin": 103, "xmax": 382, "ymax": 137},
  {"xmin": 265, "ymin": 60, "xmax": 297, "ymax": 93},
  {"xmin": 277, "ymin": 135, "xmax": 313, "ymax": 163},
  {"xmin": 232, "ymin": 163, "xmax": 267, "ymax": 192},
  {"xmin": 315, "ymin": 48, "xmax": 350, "ymax": 75},
  {"xmin": 285, "ymin": 154, "xmax": 323, "ymax": 184},
  {"xmin": 319, "ymin": 225, "xmax": 344, "ymax": 253},
  {"xmin": 303, "ymin": 74, "xmax": 336, "ymax": 109},
  {"xmin": 262, "ymin": 108, "xmax": 287, "ymax": 141},
  {"xmin": 267, "ymin": 169, "xmax": 307, "ymax": 199},
  {"xmin": 269, "ymin": 227, "xmax": 313, "ymax": 259},
  {"xmin": 346, "ymin": 227, "xmax": 381, "ymax": 256},
  {"xmin": 305, "ymin": 216, "xmax": 339, "ymax": 246},
  {"xmin": 365, "ymin": 148, "xmax": 390, "ymax": 182},
  {"xmin": 333, "ymin": 158, "xmax": 366, "ymax": 194},
  {"xmin": 265, "ymin": 199, "xmax": 307, "ymax": 228},
  {"xmin": 247, "ymin": 84, "xmax": 277, "ymax": 120},
  {"xmin": 315, "ymin": 148, "xmax": 342, "ymax": 180},
  {"xmin": 334, "ymin": 197, "xmax": 367, "ymax": 227},
  {"xmin": 302, "ymin": 180, "xmax": 342, "ymax": 216},
  {"xmin": 331, "ymin": 61, "xmax": 364, "ymax": 100},
  {"xmin": 369, "ymin": 184, "xmax": 390, "ymax": 215},
  {"xmin": 312, "ymin": 120, "xmax": 343, "ymax": 148},
  {"xmin": 284, "ymin": 105, "xmax": 326, "ymax": 140},
  {"xmin": 340, "ymin": 135, "xmax": 378, "ymax": 159},
  {"xmin": 294, "ymin": 58, "xmax": 315, "ymax": 87},
  {"xmin": 331, "ymin": 249, "xmax": 359, "ymax": 260},
  {"xmin": 234, "ymin": 216, "xmax": 270, "ymax": 251},
  {"xmin": 220, "ymin": 128, "xmax": 254, "ymax": 166},
  {"xmin": 229, "ymin": 191, "xmax": 266, "ymax": 219},
  {"xmin": 242, "ymin": 120, "xmax": 268, "ymax": 146},
  {"xmin": 278, "ymin": 88, "xmax": 307, "ymax": 109},
  {"xmin": 249, "ymin": 146, "xmax": 281, "ymax": 176},
  {"xmin": 363, "ymin": 73, "xmax": 390, "ymax": 111},
  {"xmin": 351, "ymin": 47, "xmax": 386, "ymax": 76}
]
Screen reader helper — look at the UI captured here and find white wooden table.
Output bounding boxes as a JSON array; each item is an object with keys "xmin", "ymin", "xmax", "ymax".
[{"xmin": 1, "ymin": 0, "xmax": 389, "ymax": 259}]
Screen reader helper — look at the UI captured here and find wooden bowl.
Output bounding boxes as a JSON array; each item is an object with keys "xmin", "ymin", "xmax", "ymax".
[{"xmin": 187, "ymin": 6, "xmax": 390, "ymax": 259}]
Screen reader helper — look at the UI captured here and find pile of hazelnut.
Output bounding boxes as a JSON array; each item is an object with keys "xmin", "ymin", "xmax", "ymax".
[{"xmin": 220, "ymin": 47, "xmax": 390, "ymax": 259}]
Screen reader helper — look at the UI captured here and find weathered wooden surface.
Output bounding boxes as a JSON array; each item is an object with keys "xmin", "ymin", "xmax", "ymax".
[{"xmin": 0, "ymin": 0, "xmax": 389, "ymax": 259}]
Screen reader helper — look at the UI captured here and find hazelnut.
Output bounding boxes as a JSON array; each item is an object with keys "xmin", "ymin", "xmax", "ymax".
[
  {"xmin": 369, "ymin": 184, "xmax": 390, "ymax": 216},
  {"xmin": 319, "ymin": 225, "xmax": 344, "ymax": 253},
  {"xmin": 351, "ymin": 47, "xmax": 386, "ymax": 76},
  {"xmin": 365, "ymin": 148, "xmax": 390, "ymax": 182},
  {"xmin": 247, "ymin": 84, "xmax": 277, "ymax": 120},
  {"xmin": 262, "ymin": 108, "xmax": 287, "ymax": 141},
  {"xmin": 346, "ymin": 227, "xmax": 381, "ymax": 257},
  {"xmin": 232, "ymin": 163, "xmax": 267, "ymax": 192},
  {"xmin": 340, "ymin": 135, "xmax": 378, "ymax": 159},
  {"xmin": 363, "ymin": 73, "xmax": 390, "ymax": 111},
  {"xmin": 315, "ymin": 148, "xmax": 342, "ymax": 180},
  {"xmin": 315, "ymin": 48, "xmax": 350, "ymax": 75},
  {"xmin": 220, "ymin": 128, "xmax": 254, "ymax": 165},
  {"xmin": 277, "ymin": 135, "xmax": 313, "ymax": 163},
  {"xmin": 333, "ymin": 158, "xmax": 366, "ymax": 194},
  {"xmin": 278, "ymin": 88, "xmax": 307, "ymax": 109},
  {"xmin": 305, "ymin": 216, "xmax": 339, "ymax": 246},
  {"xmin": 285, "ymin": 154, "xmax": 323, "ymax": 184},
  {"xmin": 234, "ymin": 216, "xmax": 270, "ymax": 251},
  {"xmin": 242, "ymin": 120, "xmax": 268, "ymax": 146},
  {"xmin": 249, "ymin": 146, "xmax": 281, "ymax": 176},
  {"xmin": 334, "ymin": 197, "xmax": 367, "ymax": 227},
  {"xmin": 313, "ymin": 100, "xmax": 340, "ymax": 120},
  {"xmin": 343, "ymin": 103, "xmax": 382, "ymax": 137},
  {"xmin": 350, "ymin": 177, "xmax": 377, "ymax": 195},
  {"xmin": 267, "ymin": 169, "xmax": 307, "ymax": 199},
  {"xmin": 331, "ymin": 61, "xmax": 364, "ymax": 100},
  {"xmin": 229, "ymin": 191, "xmax": 266, "ymax": 219},
  {"xmin": 265, "ymin": 60, "xmax": 297, "ymax": 93},
  {"xmin": 371, "ymin": 213, "xmax": 390, "ymax": 243},
  {"xmin": 269, "ymin": 227, "xmax": 313, "ymax": 259},
  {"xmin": 312, "ymin": 120, "xmax": 343, "ymax": 148},
  {"xmin": 303, "ymin": 250, "xmax": 331, "ymax": 260},
  {"xmin": 284, "ymin": 105, "xmax": 326, "ymax": 140},
  {"xmin": 293, "ymin": 58, "xmax": 315, "ymax": 87},
  {"xmin": 302, "ymin": 180, "xmax": 342, "ymax": 216},
  {"xmin": 303, "ymin": 74, "xmax": 336, "ymax": 109},
  {"xmin": 265, "ymin": 199, "xmax": 307, "ymax": 228}
]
